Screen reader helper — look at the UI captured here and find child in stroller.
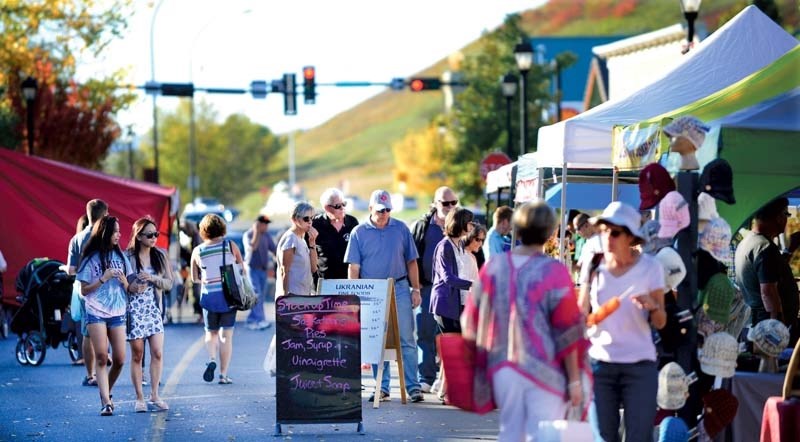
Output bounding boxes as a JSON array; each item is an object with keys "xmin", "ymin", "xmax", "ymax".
[{"xmin": 11, "ymin": 258, "xmax": 78, "ymax": 365}]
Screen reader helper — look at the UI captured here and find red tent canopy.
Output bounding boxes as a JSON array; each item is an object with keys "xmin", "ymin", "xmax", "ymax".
[{"xmin": 0, "ymin": 148, "xmax": 178, "ymax": 305}]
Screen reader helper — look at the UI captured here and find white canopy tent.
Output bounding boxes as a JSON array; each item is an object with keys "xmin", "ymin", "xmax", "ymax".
[{"xmin": 536, "ymin": 5, "xmax": 798, "ymax": 169}]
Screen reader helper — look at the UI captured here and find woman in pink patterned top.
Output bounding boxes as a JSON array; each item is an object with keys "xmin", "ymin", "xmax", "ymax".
[{"xmin": 461, "ymin": 200, "xmax": 590, "ymax": 441}]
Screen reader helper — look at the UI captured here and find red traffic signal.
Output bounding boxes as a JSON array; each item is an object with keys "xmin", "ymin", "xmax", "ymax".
[
  {"xmin": 303, "ymin": 66, "xmax": 316, "ymax": 104},
  {"xmin": 408, "ymin": 77, "xmax": 441, "ymax": 92}
]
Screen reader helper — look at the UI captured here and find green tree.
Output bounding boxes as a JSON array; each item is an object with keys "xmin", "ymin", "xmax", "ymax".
[
  {"xmin": 134, "ymin": 100, "xmax": 285, "ymax": 205},
  {"xmin": 445, "ymin": 14, "xmax": 576, "ymax": 201}
]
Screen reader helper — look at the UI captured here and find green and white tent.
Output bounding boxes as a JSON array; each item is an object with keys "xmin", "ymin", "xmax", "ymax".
[{"xmin": 613, "ymin": 46, "xmax": 800, "ymax": 230}]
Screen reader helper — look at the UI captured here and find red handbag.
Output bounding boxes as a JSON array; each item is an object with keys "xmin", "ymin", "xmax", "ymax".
[{"xmin": 437, "ymin": 332, "xmax": 496, "ymax": 414}]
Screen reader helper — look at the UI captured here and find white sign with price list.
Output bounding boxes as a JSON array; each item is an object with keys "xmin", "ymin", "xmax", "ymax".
[{"xmin": 317, "ymin": 279, "xmax": 390, "ymax": 365}]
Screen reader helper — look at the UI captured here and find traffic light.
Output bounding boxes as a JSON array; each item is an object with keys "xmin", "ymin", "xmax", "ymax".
[
  {"xmin": 303, "ymin": 66, "xmax": 316, "ymax": 104},
  {"xmin": 408, "ymin": 77, "xmax": 441, "ymax": 92},
  {"xmin": 283, "ymin": 73, "xmax": 296, "ymax": 115}
]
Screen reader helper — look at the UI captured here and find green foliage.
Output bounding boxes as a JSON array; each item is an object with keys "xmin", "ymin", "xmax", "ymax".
[
  {"xmin": 444, "ymin": 14, "xmax": 577, "ymax": 202},
  {"xmin": 134, "ymin": 100, "xmax": 285, "ymax": 206}
]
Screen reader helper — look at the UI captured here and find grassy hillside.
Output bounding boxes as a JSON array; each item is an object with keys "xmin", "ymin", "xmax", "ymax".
[{"xmin": 236, "ymin": 0, "xmax": 799, "ymax": 219}]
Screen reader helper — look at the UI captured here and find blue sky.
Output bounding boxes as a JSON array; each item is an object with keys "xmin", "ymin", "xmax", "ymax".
[{"xmin": 81, "ymin": 0, "xmax": 545, "ymax": 137}]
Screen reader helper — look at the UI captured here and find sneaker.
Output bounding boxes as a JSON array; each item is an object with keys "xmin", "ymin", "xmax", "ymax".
[
  {"xmin": 203, "ymin": 361, "xmax": 217, "ymax": 382},
  {"xmin": 257, "ymin": 320, "xmax": 272, "ymax": 330},
  {"xmin": 368, "ymin": 391, "xmax": 390, "ymax": 402},
  {"xmin": 245, "ymin": 322, "xmax": 260, "ymax": 330},
  {"xmin": 419, "ymin": 382, "xmax": 432, "ymax": 393},
  {"xmin": 431, "ymin": 378, "xmax": 443, "ymax": 394},
  {"xmin": 410, "ymin": 390, "xmax": 425, "ymax": 403},
  {"xmin": 135, "ymin": 400, "xmax": 148, "ymax": 413}
]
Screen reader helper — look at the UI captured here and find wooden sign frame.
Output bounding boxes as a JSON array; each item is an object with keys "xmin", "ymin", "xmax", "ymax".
[{"xmin": 317, "ymin": 278, "xmax": 406, "ymax": 408}]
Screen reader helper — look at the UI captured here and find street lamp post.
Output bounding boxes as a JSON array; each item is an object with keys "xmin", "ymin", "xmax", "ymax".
[
  {"xmin": 500, "ymin": 72, "xmax": 518, "ymax": 160},
  {"xmin": 515, "ymin": 40, "xmax": 533, "ymax": 157},
  {"xmin": 149, "ymin": 0, "xmax": 166, "ymax": 183},
  {"xmin": 552, "ymin": 60, "xmax": 562, "ymax": 122},
  {"xmin": 21, "ymin": 76, "xmax": 38, "ymax": 156},
  {"xmin": 680, "ymin": 0, "xmax": 702, "ymax": 54}
]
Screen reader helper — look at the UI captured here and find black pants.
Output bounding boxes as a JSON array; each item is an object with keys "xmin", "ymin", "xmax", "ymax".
[{"xmin": 434, "ymin": 314, "xmax": 461, "ymax": 334}]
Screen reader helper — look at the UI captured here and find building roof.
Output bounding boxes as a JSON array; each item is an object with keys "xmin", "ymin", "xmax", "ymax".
[
  {"xmin": 592, "ymin": 24, "xmax": 688, "ymax": 58},
  {"xmin": 527, "ymin": 36, "xmax": 629, "ymax": 103}
]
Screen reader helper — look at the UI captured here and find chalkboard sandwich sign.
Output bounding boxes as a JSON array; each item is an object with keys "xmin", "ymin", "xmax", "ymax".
[{"xmin": 274, "ymin": 294, "xmax": 364, "ymax": 435}]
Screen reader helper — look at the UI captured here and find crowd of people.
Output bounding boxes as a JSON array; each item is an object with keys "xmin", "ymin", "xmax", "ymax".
[{"xmin": 32, "ymin": 176, "xmax": 797, "ymax": 442}]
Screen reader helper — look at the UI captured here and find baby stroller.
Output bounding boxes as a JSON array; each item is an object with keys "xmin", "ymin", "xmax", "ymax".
[{"xmin": 11, "ymin": 258, "xmax": 78, "ymax": 366}]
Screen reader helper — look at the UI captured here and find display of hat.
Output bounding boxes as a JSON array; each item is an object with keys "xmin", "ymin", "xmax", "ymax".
[
  {"xmin": 699, "ymin": 332, "xmax": 738, "ymax": 378},
  {"xmin": 698, "ymin": 192, "xmax": 719, "ymax": 221},
  {"xmin": 639, "ymin": 163, "xmax": 676, "ymax": 210},
  {"xmin": 658, "ymin": 416, "xmax": 690, "ymax": 442},
  {"xmin": 701, "ymin": 273, "xmax": 736, "ymax": 324},
  {"xmin": 702, "ymin": 389, "xmax": 739, "ymax": 438},
  {"xmin": 663, "ymin": 116, "xmax": 710, "ymax": 150},
  {"xmin": 655, "ymin": 247, "xmax": 687, "ymax": 291},
  {"xmin": 590, "ymin": 201, "xmax": 646, "ymax": 241},
  {"xmin": 657, "ymin": 191, "xmax": 690, "ymax": 239},
  {"xmin": 698, "ymin": 217, "xmax": 733, "ymax": 266},
  {"xmin": 699, "ymin": 159, "xmax": 735, "ymax": 204},
  {"xmin": 657, "ymin": 362, "xmax": 690, "ymax": 410},
  {"xmin": 641, "ymin": 220, "xmax": 670, "ymax": 254},
  {"xmin": 747, "ymin": 319, "xmax": 790, "ymax": 358}
]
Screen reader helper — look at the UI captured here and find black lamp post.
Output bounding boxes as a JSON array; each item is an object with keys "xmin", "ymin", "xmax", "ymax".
[
  {"xmin": 680, "ymin": 0, "xmax": 702, "ymax": 54},
  {"xmin": 552, "ymin": 60, "xmax": 563, "ymax": 122},
  {"xmin": 515, "ymin": 40, "xmax": 533, "ymax": 157},
  {"xmin": 21, "ymin": 76, "xmax": 38, "ymax": 156},
  {"xmin": 501, "ymin": 72, "xmax": 518, "ymax": 160}
]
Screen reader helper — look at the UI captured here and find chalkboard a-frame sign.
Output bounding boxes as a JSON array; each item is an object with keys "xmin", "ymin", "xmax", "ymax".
[{"xmin": 274, "ymin": 294, "xmax": 363, "ymax": 435}]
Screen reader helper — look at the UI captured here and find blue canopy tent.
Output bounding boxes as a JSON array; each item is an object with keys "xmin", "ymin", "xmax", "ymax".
[{"xmin": 544, "ymin": 182, "xmax": 640, "ymax": 212}]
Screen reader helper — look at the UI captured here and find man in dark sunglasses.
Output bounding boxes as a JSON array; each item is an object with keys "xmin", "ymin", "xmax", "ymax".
[
  {"xmin": 344, "ymin": 189, "xmax": 425, "ymax": 403},
  {"xmin": 311, "ymin": 188, "xmax": 359, "ymax": 283},
  {"xmin": 409, "ymin": 186, "xmax": 459, "ymax": 393},
  {"xmin": 242, "ymin": 214, "xmax": 277, "ymax": 330}
]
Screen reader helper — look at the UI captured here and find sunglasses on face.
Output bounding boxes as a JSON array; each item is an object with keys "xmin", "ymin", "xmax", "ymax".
[
  {"xmin": 475, "ymin": 237, "xmax": 486, "ymax": 243},
  {"xmin": 141, "ymin": 232, "xmax": 159, "ymax": 239},
  {"xmin": 327, "ymin": 202, "xmax": 347, "ymax": 210},
  {"xmin": 376, "ymin": 208, "xmax": 392, "ymax": 214},
  {"xmin": 603, "ymin": 228, "xmax": 625, "ymax": 238},
  {"xmin": 439, "ymin": 200, "xmax": 458, "ymax": 207},
  {"xmin": 300, "ymin": 216, "xmax": 312, "ymax": 223},
  {"xmin": 577, "ymin": 222, "xmax": 588, "ymax": 230}
]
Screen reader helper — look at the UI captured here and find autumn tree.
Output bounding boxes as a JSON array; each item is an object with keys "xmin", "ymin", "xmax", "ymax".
[
  {"xmin": 0, "ymin": 0, "xmax": 134, "ymax": 167},
  {"xmin": 392, "ymin": 119, "xmax": 451, "ymax": 199}
]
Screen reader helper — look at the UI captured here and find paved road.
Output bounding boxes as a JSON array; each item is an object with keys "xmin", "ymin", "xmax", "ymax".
[{"xmin": 0, "ymin": 305, "xmax": 500, "ymax": 441}]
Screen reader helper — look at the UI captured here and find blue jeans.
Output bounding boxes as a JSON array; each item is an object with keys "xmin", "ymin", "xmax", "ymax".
[
  {"xmin": 373, "ymin": 278, "xmax": 421, "ymax": 394},
  {"xmin": 415, "ymin": 285, "xmax": 438, "ymax": 385},
  {"xmin": 589, "ymin": 359, "xmax": 658, "ymax": 442},
  {"xmin": 245, "ymin": 268, "xmax": 268, "ymax": 324}
]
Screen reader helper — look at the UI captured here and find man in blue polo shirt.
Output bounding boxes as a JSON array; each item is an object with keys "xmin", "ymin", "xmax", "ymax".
[{"xmin": 344, "ymin": 189, "xmax": 424, "ymax": 403}]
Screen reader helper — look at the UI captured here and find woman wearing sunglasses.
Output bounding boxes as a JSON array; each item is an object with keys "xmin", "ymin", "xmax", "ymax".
[
  {"xmin": 125, "ymin": 216, "xmax": 173, "ymax": 412},
  {"xmin": 578, "ymin": 201, "xmax": 667, "ymax": 442},
  {"xmin": 276, "ymin": 201, "xmax": 319, "ymax": 298},
  {"xmin": 77, "ymin": 215, "xmax": 134, "ymax": 416}
]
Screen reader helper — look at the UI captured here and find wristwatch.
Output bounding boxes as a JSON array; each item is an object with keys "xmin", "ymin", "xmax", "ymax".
[{"xmin": 411, "ymin": 288, "xmax": 421, "ymax": 293}]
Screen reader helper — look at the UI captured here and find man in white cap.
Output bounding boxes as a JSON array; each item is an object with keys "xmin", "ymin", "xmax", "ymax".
[{"xmin": 344, "ymin": 189, "xmax": 424, "ymax": 402}]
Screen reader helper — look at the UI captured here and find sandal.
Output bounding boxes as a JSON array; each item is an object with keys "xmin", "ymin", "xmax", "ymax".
[
  {"xmin": 218, "ymin": 375, "xmax": 233, "ymax": 384},
  {"xmin": 135, "ymin": 400, "xmax": 147, "ymax": 413},
  {"xmin": 148, "ymin": 398, "xmax": 169, "ymax": 411},
  {"xmin": 82, "ymin": 376, "xmax": 98, "ymax": 387},
  {"xmin": 203, "ymin": 361, "xmax": 216, "ymax": 383},
  {"xmin": 100, "ymin": 404, "xmax": 113, "ymax": 416}
]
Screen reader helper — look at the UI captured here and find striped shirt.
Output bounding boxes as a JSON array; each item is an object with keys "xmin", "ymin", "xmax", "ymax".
[{"xmin": 197, "ymin": 240, "xmax": 236, "ymax": 312}]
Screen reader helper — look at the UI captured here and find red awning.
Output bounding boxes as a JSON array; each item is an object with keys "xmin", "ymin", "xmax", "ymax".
[{"xmin": 0, "ymin": 148, "xmax": 178, "ymax": 305}]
